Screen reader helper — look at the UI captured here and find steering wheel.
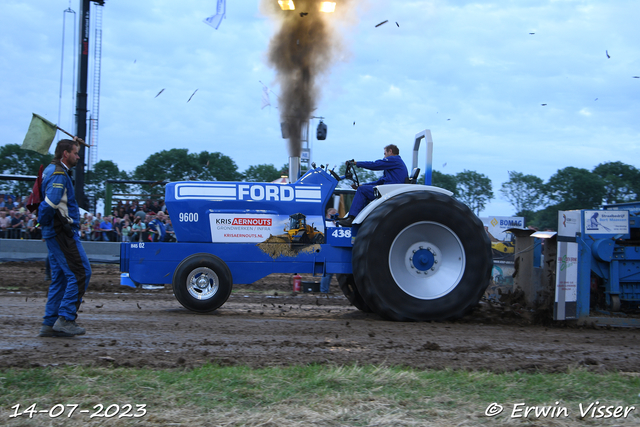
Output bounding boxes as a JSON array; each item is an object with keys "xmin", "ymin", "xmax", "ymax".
[{"xmin": 345, "ymin": 161, "xmax": 360, "ymax": 188}]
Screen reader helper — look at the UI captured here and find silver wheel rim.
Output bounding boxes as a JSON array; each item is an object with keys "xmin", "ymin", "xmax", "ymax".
[
  {"xmin": 186, "ymin": 267, "xmax": 219, "ymax": 300},
  {"xmin": 389, "ymin": 221, "xmax": 466, "ymax": 300}
]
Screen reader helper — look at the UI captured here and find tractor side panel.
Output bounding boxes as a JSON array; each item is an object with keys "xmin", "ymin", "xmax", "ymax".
[
  {"xmin": 165, "ymin": 170, "xmax": 335, "ymax": 244},
  {"xmin": 123, "ymin": 242, "xmax": 352, "ymax": 285},
  {"xmin": 122, "ymin": 170, "xmax": 352, "ymax": 286}
]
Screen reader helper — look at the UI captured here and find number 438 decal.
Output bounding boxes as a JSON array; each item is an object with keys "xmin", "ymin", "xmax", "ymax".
[{"xmin": 331, "ymin": 229, "xmax": 351, "ymax": 238}]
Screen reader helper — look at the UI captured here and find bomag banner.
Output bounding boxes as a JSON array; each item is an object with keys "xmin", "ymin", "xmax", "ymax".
[
  {"xmin": 480, "ymin": 216, "xmax": 525, "ymax": 262},
  {"xmin": 480, "ymin": 216, "xmax": 525, "ymax": 241}
]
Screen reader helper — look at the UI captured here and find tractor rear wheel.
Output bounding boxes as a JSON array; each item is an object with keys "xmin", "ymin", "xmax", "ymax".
[
  {"xmin": 172, "ymin": 253, "xmax": 233, "ymax": 313},
  {"xmin": 352, "ymin": 191, "xmax": 492, "ymax": 321},
  {"xmin": 337, "ymin": 274, "xmax": 372, "ymax": 312}
]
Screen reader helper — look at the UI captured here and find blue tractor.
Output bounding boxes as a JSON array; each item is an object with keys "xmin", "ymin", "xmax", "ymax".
[{"xmin": 121, "ymin": 133, "xmax": 492, "ymax": 321}]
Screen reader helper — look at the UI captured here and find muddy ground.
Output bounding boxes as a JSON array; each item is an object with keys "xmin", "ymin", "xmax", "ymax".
[{"xmin": 1, "ymin": 262, "xmax": 639, "ymax": 373}]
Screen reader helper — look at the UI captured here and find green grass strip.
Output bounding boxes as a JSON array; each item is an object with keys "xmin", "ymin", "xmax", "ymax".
[{"xmin": 2, "ymin": 365, "xmax": 639, "ymax": 426}]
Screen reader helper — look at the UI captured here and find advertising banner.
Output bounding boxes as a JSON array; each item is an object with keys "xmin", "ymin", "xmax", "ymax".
[
  {"xmin": 583, "ymin": 210, "xmax": 629, "ymax": 235},
  {"xmin": 480, "ymin": 216, "xmax": 525, "ymax": 263},
  {"xmin": 554, "ymin": 241, "xmax": 578, "ymax": 320},
  {"xmin": 558, "ymin": 210, "xmax": 581, "ymax": 238},
  {"xmin": 209, "ymin": 213, "xmax": 324, "ymax": 243},
  {"xmin": 480, "ymin": 216, "xmax": 525, "ymax": 241}
]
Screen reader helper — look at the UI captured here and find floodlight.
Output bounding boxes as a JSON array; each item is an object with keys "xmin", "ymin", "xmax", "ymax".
[
  {"xmin": 319, "ymin": 2, "xmax": 336, "ymax": 13},
  {"xmin": 531, "ymin": 231, "xmax": 557, "ymax": 239},
  {"xmin": 278, "ymin": 1, "xmax": 295, "ymax": 11},
  {"xmin": 316, "ymin": 120, "xmax": 327, "ymax": 140}
]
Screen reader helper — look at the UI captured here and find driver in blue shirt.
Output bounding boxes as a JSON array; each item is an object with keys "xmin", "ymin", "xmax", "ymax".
[{"xmin": 337, "ymin": 144, "xmax": 408, "ymax": 227}]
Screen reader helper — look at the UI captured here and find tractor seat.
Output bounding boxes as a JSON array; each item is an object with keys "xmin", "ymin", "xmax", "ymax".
[{"xmin": 405, "ymin": 168, "xmax": 420, "ymax": 184}]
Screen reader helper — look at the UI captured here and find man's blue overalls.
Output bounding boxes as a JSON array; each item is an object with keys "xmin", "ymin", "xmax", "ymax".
[{"xmin": 39, "ymin": 161, "xmax": 92, "ymax": 325}]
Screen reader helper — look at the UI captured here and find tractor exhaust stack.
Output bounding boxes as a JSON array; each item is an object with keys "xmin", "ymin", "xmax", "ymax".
[{"xmin": 289, "ymin": 156, "xmax": 300, "ymax": 182}]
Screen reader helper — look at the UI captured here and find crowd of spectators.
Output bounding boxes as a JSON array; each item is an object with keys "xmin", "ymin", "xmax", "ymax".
[
  {"xmin": 0, "ymin": 194, "xmax": 176, "ymax": 243},
  {"xmin": 82, "ymin": 199, "xmax": 176, "ymax": 242},
  {"xmin": 0, "ymin": 194, "xmax": 41, "ymax": 239}
]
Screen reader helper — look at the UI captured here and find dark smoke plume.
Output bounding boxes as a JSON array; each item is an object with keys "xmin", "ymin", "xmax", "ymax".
[{"xmin": 262, "ymin": 0, "xmax": 347, "ymax": 157}]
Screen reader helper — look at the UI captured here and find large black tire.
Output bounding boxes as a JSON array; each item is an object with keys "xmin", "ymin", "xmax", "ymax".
[
  {"xmin": 337, "ymin": 274, "xmax": 372, "ymax": 312},
  {"xmin": 172, "ymin": 253, "xmax": 233, "ymax": 313},
  {"xmin": 352, "ymin": 191, "xmax": 492, "ymax": 321}
]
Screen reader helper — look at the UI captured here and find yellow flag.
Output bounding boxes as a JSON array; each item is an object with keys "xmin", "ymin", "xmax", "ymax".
[{"xmin": 21, "ymin": 113, "xmax": 57, "ymax": 155}]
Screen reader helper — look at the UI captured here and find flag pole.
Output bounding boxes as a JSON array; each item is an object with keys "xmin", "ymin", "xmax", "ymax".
[{"xmin": 57, "ymin": 125, "xmax": 90, "ymax": 148}]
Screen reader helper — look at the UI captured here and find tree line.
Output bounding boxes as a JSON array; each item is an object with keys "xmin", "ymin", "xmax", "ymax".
[
  {"xmin": 425, "ymin": 164, "xmax": 639, "ymax": 229},
  {"xmin": 1, "ymin": 144, "xmax": 638, "ymax": 230}
]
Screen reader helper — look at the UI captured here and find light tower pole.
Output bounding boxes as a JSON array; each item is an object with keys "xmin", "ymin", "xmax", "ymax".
[{"xmin": 74, "ymin": 0, "xmax": 104, "ymax": 209}]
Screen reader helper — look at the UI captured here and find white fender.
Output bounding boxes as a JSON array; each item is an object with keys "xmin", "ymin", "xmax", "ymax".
[{"xmin": 353, "ymin": 184, "xmax": 453, "ymax": 225}]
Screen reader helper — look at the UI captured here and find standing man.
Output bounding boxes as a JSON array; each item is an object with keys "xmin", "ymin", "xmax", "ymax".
[
  {"xmin": 38, "ymin": 138, "xmax": 92, "ymax": 337},
  {"xmin": 148, "ymin": 211, "xmax": 167, "ymax": 242},
  {"xmin": 320, "ymin": 207, "xmax": 338, "ymax": 293},
  {"xmin": 337, "ymin": 144, "xmax": 408, "ymax": 227}
]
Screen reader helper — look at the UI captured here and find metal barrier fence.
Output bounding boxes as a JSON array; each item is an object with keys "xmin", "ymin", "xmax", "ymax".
[{"xmin": 0, "ymin": 239, "xmax": 120, "ymax": 264}]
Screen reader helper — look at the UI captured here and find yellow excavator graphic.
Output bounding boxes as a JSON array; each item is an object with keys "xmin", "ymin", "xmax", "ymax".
[{"xmin": 285, "ymin": 213, "xmax": 324, "ymax": 245}]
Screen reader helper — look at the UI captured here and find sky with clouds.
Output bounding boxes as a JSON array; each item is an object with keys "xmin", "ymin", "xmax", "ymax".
[{"xmin": 1, "ymin": 0, "xmax": 638, "ymax": 217}]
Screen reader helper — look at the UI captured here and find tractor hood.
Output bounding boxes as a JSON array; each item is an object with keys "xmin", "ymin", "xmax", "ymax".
[{"xmin": 164, "ymin": 167, "xmax": 336, "ymax": 243}]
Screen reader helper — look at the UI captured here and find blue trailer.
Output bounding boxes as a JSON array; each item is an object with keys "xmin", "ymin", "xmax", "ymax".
[{"xmin": 120, "ymin": 133, "xmax": 492, "ymax": 321}]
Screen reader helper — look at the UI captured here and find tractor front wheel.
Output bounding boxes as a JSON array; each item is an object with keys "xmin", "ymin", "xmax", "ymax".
[{"xmin": 172, "ymin": 253, "xmax": 233, "ymax": 313}]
